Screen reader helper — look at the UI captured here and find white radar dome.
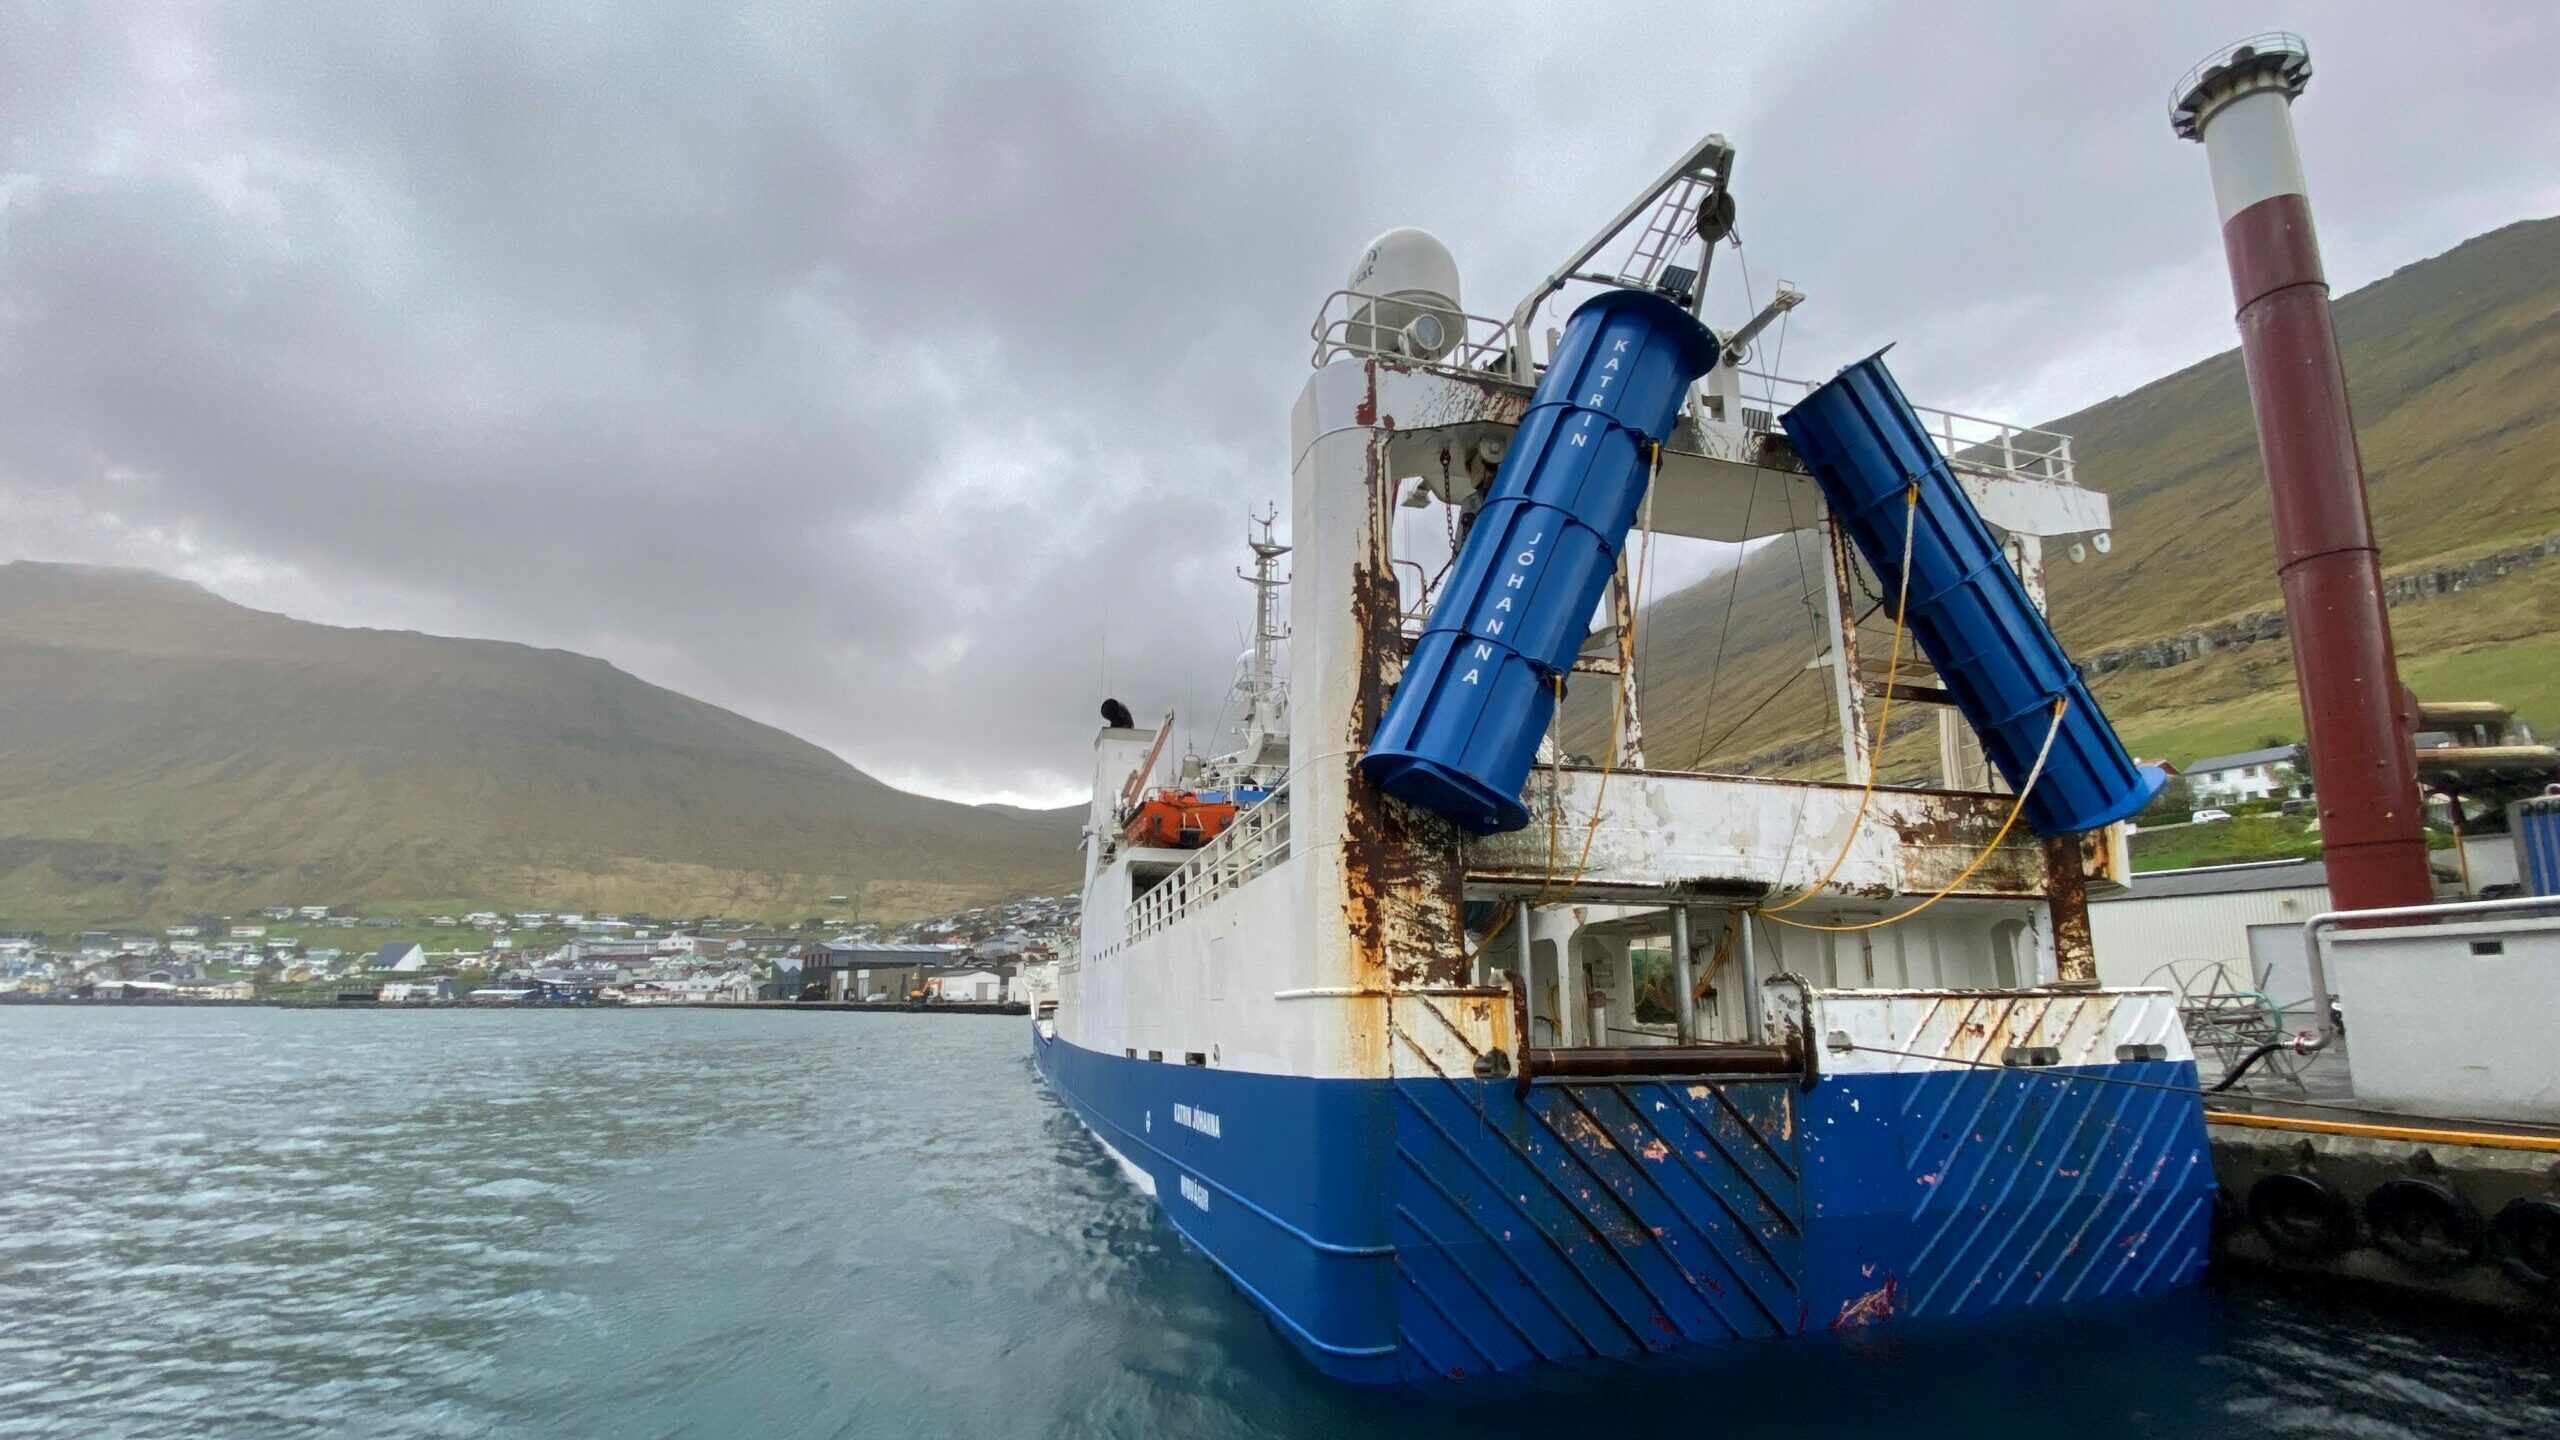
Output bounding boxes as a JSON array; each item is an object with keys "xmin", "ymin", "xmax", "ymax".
[{"xmin": 1346, "ymin": 227, "xmax": 1464, "ymax": 361}]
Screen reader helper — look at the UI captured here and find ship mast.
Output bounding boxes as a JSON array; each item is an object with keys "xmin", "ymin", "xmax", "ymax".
[{"xmin": 1233, "ymin": 507, "xmax": 1290, "ymax": 771}]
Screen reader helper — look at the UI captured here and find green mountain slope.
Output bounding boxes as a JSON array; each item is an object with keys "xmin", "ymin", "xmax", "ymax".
[
  {"xmin": 1597, "ymin": 215, "xmax": 2560, "ymax": 777},
  {"xmin": 0, "ymin": 564, "xmax": 1080, "ymax": 927}
]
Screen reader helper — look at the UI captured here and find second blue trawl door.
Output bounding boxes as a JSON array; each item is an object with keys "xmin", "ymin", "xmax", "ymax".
[{"xmin": 1779, "ymin": 354, "xmax": 2166, "ymax": 833}]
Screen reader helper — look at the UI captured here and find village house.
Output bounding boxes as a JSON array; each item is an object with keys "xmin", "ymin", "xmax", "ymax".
[
  {"xmin": 2183, "ymin": 745, "xmax": 2306, "ymax": 806},
  {"xmin": 178, "ymin": 980, "xmax": 256, "ymax": 1001},
  {"xmin": 624, "ymin": 973, "xmax": 755, "ymax": 1004},
  {"xmin": 554, "ymin": 938, "xmax": 654, "ymax": 967},
  {"xmin": 378, "ymin": 978, "xmax": 456, "ymax": 1004},
  {"xmin": 925, "ymin": 967, "xmax": 1013, "ymax": 1003}
]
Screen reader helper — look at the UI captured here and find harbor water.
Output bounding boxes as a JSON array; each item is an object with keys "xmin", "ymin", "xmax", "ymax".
[{"xmin": 2, "ymin": 1008, "xmax": 2554, "ymax": 1439}]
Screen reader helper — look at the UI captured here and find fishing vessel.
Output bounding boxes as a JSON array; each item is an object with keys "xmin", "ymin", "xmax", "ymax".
[{"xmin": 1026, "ymin": 134, "xmax": 2215, "ymax": 1382}]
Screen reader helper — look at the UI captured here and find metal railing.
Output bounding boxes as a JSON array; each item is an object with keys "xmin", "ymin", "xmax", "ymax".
[
  {"xmin": 2170, "ymin": 33, "xmax": 2310, "ymax": 132},
  {"xmin": 1310, "ymin": 302, "xmax": 2078, "ymax": 489},
  {"xmin": 1738, "ymin": 370, "xmax": 2076, "ymax": 486},
  {"xmin": 1309, "ymin": 290, "xmax": 1521, "ymax": 377},
  {"xmin": 2291, "ymin": 894, "xmax": 2560, "ymax": 1054},
  {"xmin": 1123, "ymin": 788, "xmax": 1293, "ymax": 944}
]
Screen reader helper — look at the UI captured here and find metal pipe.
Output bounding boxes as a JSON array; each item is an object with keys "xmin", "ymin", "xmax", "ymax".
[
  {"xmin": 2172, "ymin": 36, "xmax": 2431, "ymax": 911},
  {"xmin": 2292, "ymin": 894, "xmax": 2560, "ymax": 1053},
  {"xmin": 1522, "ymin": 1043, "xmax": 1799, "ymax": 1081},
  {"xmin": 1516, "ymin": 900, "xmax": 1538, "ymax": 1046},
  {"xmin": 1563, "ymin": 929, "xmax": 1589, "ymax": 1047},
  {"xmin": 1737, "ymin": 910, "xmax": 1763, "ymax": 1042},
  {"xmin": 1670, "ymin": 904, "xmax": 1699, "ymax": 1044}
]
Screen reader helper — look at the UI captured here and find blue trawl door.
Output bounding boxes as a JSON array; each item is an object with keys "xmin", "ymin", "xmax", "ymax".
[{"xmin": 1388, "ymin": 1072, "xmax": 1805, "ymax": 1381}]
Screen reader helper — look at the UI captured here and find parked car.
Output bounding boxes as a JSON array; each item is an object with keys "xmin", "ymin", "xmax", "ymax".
[{"xmin": 2191, "ymin": 808, "xmax": 2234, "ymax": 825}]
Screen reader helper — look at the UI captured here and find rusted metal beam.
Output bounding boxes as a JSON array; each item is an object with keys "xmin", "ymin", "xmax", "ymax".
[
  {"xmin": 1521, "ymin": 1042, "xmax": 1799, "ymax": 1081},
  {"xmin": 2044, "ymin": 831, "xmax": 2097, "ymax": 987},
  {"xmin": 1611, "ymin": 557, "xmax": 1646, "ymax": 768}
]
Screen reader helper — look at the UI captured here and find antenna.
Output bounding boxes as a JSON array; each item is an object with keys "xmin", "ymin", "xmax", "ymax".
[{"xmin": 1235, "ymin": 506, "xmax": 1291, "ymax": 749}]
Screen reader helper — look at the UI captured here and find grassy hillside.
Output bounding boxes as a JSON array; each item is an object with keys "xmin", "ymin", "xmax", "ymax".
[
  {"xmin": 0, "ymin": 564, "xmax": 1080, "ymax": 927},
  {"xmin": 1590, "ymin": 215, "xmax": 2560, "ymax": 779}
]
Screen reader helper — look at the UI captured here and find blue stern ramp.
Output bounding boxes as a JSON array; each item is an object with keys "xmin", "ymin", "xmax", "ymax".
[
  {"xmin": 1781, "ymin": 354, "xmax": 2166, "ymax": 834},
  {"xmin": 1361, "ymin": 288, "xmax": 1718, "ymax": 832}
]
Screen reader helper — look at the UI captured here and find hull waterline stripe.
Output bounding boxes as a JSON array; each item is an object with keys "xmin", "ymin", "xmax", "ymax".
[
  {"xmin": 1038, "ymin": 1043, "xmax": 1396, "ymax": 1258},
  {"xmin": 1036, "ymin": 1055, "xmax": 1400, "ymax": 1361},
  {"xmin": 1155, "ymin": 1196, "xmax": 1401, "ymax": 1360}
]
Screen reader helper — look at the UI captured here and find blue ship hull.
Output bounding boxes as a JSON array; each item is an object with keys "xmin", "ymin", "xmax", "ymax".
[{"xmin": 1033, "ymin": 1027, "xmax": 2213, "ymax": 1383}]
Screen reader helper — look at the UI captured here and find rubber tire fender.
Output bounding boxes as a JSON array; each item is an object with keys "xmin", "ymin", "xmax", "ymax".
[
  {"xmin": 2247, "ymin": 1172, "xmax": 2357, "ymax": 1259},
  {"xmin": 2362, "ymin": 1177, "xmax": 2484, "ymax": 1271},
  {"xmin": 2489, "ymin": 1195, "xmax": 2560, "ymax": 1291}
]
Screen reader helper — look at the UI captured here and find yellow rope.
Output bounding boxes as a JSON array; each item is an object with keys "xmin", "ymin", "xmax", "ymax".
[
  {"xmin": 1537, "ymin": 662, "xmax": 1621, "ymax": 904},
  {"xmin": 1532, "ymin": 442, "xmax": 1662, "ymax": 908},
  {"xmin": 1756, "ymin": 693, "xmax": 2070, "ymax": 934},
  {"xmin": 1463, "ymin": 444, "xmax": 1661, "ymax": 962},
  {"xmin": 1760, "ymin": 484, "xmax": 1920, "ymax": 915},
  {"xmin": 2203, "ymin": 1108, "xmax": 2560, "ymax": 1153},
  {"xmin": 1461, "ymin": 467, "xmax": 2067, "ymax": 954}
]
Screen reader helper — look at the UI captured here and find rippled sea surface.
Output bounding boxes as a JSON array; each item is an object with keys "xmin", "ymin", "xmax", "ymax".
[{"xmin": 3, "ymin": 1008, "xmax": 2556, "ymax": 1439}]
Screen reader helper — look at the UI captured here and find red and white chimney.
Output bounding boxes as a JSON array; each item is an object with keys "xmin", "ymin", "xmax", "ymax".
[{"xmin": 2171, "ymin": 35, "xmax": 2432, "ymax": 910}]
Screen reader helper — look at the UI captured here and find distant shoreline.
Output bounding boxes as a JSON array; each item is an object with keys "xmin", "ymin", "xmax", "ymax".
[{"xmin": 0, "ymin": 995, "xmax": 1028, "ymax": 1016}]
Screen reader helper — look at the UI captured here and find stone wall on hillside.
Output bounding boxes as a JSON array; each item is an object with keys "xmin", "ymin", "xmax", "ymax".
[{"xmin": 2082, "ymin": 533, "xmax": 2560, "ymax": 678}]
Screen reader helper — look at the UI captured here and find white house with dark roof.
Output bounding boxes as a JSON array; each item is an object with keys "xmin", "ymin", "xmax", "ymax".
[
  {"xmin": 370, "ymin": 941, "xmax": 427, "ymax": 973},
  {"xmin": 2184, "ymin": 745, "xmax": 2305, "ymax": 805}
]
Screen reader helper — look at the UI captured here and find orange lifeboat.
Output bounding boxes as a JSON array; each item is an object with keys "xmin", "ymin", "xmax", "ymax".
[{"xmin": 1122, "ymin": 790, "xmax": 1238, "ymax": 849}]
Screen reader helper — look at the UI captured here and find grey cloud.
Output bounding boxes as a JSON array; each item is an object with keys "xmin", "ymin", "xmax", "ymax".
[{"xmin": 0, "ymin": 1, "xmax": 2554, "ymax": 804}]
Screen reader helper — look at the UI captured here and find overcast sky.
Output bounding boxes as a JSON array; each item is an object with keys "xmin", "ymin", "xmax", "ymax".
[{"xmin": 3, "ymin": 3, "xmax": 2555, "ymax": 806}]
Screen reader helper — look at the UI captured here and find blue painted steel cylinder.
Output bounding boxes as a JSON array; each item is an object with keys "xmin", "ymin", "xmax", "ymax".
[
  {"xmin": 1780, "ymin": 354, "xmax": 2167, "ymax": 835},
  {"xmin": 2518, "ymin": 795, "xmax": 2560, "ymax": 898},
  {"xmin": 1363, "ymin": 289, "xmax": 1717, "ymax": 832}
]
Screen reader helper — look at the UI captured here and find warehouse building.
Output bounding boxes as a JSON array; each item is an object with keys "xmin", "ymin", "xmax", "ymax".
[{"xmin": 2089, "ymin": 859, "xmax": 2332, "ymax": 1010}]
